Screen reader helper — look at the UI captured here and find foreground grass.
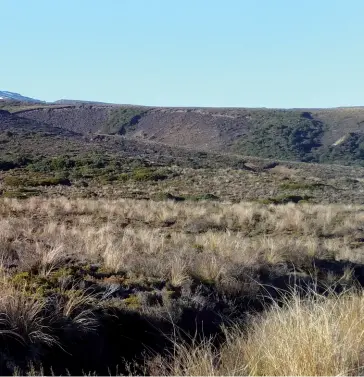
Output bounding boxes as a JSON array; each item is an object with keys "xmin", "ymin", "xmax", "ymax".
[
  {"xmin": 157, "ymin": 289, "xmax": 364, "ymax": 376},
  {"xmin": 1, "ymin": 198, "xmax": 364, "ymax": 374}
]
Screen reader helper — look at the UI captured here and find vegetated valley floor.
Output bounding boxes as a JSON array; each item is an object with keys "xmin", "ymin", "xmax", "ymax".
[{"xmin": 2, "ymin": 102, "xmax": 364, "ymax": 375}]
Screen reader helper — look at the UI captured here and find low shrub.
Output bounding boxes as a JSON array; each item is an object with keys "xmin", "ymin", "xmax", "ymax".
[
  {"xmin": 98, "ymin": 174, "xmax": 118, "ymax": 184},
  {"xmin": 4, "ymin": 176, "xmax": 24, "ymax": 187},
  {"xmin": 0, "ymin": 160, "xmax": 18, "ymax": 171},
  {"xmin": 257, "ymin": 195, "xmax": 311, "ymax": 204},
  {"xmin": 2, "ymin": 188, "xmax": 40, "ymax": 199},
  {"xmin": 35, "ymin": 177, "xmax": 71, "ymax": 187},
  {"xmin": 280, "ymin": 182, "xmax": 323, "ymax": 190},
  {"xmin": 118, "ymin": 173, "xmax": 130, "ymax": 181},
  {"xmin": 4, "ymin": 175, "xmax": 71, "ymax": 187},
  {"xmin": 151, "ymin": 192, "xmax": 186, "ymax": 202},
  {"xmin": 132, "ymin": 167, "xmax": 168, "ymax": 181},
  {"xmin": 0, "ymin": 155, "xmax": 32, "ymax": 171},
  {"xmin": 187, "ymin": 193, "xmax": 219, "ymax": 201}
]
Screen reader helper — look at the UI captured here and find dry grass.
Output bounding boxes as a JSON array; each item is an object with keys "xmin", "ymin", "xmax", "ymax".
[
  {"xmin": 1, "ymin": 197, "xmax": 364, "ymax": 374},
  {"xmin": 0, "ymin": 277, "xmax": 58, "ymax": 348},
  {"xmin": 158, "ymin": 289, "xmax": 364, "ymax": 376},
  {"xmin": 1, "ymin": 197, "xmax": 364, "ymax": 278}
]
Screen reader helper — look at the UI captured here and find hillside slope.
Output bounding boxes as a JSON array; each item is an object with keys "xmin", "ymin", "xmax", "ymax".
[
  {"xmin": 0, "ymin": 109, "xmax": 78, "ymax": 137},
  {"xmin": 10, "ymin": 103, "xmax": 364, "ymax": 166},
  {"xmin": 2, "ymin": 107, "xmax": 364, "ymax": 205}
]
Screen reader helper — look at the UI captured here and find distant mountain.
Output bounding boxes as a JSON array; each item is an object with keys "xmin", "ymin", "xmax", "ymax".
[
  {"xmin": 0, "ymin": 90, "xmax": 44, "ymax": 103},
  {"xmin": 12, "ymin": 103, "xmax": 364, "ymax": 167}
]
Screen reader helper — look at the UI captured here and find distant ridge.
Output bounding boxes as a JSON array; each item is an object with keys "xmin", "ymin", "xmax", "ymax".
[
  {"xmin": 54, "ymin": 99, "xmax": 115, "ymax": 105},
  {"xmin": 2, "ymin": 90, "xmax": 364, "ymax": 167},
  {"xmin": 0, "ymin": 90, "xmax": 44, "ymax": 103}
]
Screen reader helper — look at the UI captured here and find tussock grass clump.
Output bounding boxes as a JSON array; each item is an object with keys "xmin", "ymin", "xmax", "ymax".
[
  {"xmin": 158, "ymin": 289, "xmax": 364, "ymax": 376},
  {"xmin": 0, "ymin": 281, "xmax": 57, "ymax": 347}
]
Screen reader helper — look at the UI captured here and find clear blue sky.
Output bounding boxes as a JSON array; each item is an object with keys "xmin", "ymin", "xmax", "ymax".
[{"xmin": 1, "ymin": 0, "xmax": 363, "ymax": 107}]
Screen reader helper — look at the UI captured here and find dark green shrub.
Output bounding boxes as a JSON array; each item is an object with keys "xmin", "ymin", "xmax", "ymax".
[
  {"xmin": 50, "ymin": 156, "xmax": 76, "ymax": 171},
  {"xmin": 102, "ymin": 107, "xmax": 147, "ymax": 134},
  {"xmin": 35, "ymin": 177, "xmax": 71, "ymax": 186},
  {"xmin": 258, "ymin": 195, "xmax": 311, "ymax": 205},
  {"xmin": 28, "ymin": 155, "xmax": 75, "ymax": 173},
  {"xmin": 132, "ymin": 168, "xmax": 153, "ymax": 181},
  {"xmin": 78, "ymin": 181, "xmax": 89, "ymax": 187},
  {"xmin": 90, "ymin": 156, "xmax": 106, "ymax": 169},
  {"xmin": 279, "ymin": 182, "xmax": 323, "ymax": 190},
  {"xmin": 320, "ymin": 132, "xmax": 364, "ymax": 165},
  {"xmin": 4, "ymin": 176, "xmax": 25, "ymax": 186},
  {"xmin": 4, "ymin": 175, "xmax": 71, "ymax": 187},
  {"xmin": 151, "ymin": 192, "xmax": 185, "ymax": 202},
  {"xmin": 187, "ymin": 193, "xmax": 219, "ymax": 201},
  {"xmin": 0, "ymin": 160, "xmax": 17, "ymax": 171},
  {"xmin": 118, "ymin": 173, "xmax": 130, "ymax": 181},
  {"xmin": 151, "ymin": 171, "xmax": 169, "ymax": 181},
  {"xmin": 98, "ymin": 174, "xmax": 117, "ymax": 184},
  {"xmin": 0, "ymin": 154, "xmax": 31, "ymax": 171},
  {"xmin": 132, "ymin": 167, "xmax": 168, "ymax": 181},
  {"xmin": 234, "ymin": 110, "xmax": 324, "ymax": 162},
  {"xmin": 2, "ymin": 188, "xmax": 40, "ymax": 199}
]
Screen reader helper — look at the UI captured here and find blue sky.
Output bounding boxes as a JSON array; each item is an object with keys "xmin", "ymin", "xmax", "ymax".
[{"xmin": 1, "ymin": 0, "xmax": 363, "ymax": 107}]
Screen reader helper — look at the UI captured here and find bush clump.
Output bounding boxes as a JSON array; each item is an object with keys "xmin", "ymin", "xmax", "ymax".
[
  {"xmin": 35, "ymin": 177, "xmax": 71, "ymax": 187},
  {"xmin": 187, "ymin": 193, "xmax": 219, "ymax": 201},
  {"xmin": 0, "ymin": 155, "xmax": 32, "ymax": 171},
  {"xmin": 0, "ymin": 160, "xmax": 18, "ymax": 171},
  {"xmin": 151, "ymin": 192, "xmax": 186, "ymax": 202},
  {"xmin": 234, "ymin": 110, "xmax": 324, "ymax": 162},
  {"xmin": 2, "ymin": 188, "xmax": 40, "ymax": 199},
  {"xmin": 4, "ymin": 175, "xmax": 71, "ymax": 187},
  {"xmin": 279, "ymin": 182, "xmax": 323, "ymax": 190},
  {"xmin": 257, "ymin": 195, "xmax": 311, "ymax": 205},
  {"xmin": 132, "ymin": 167, "xmax": 169, "ymax": 181}
]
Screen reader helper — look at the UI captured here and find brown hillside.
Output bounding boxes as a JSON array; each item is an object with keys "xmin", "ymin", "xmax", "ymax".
[
  {"xmin": 14, "ymin": 105, "xmax": 111, "ymax": 134},
  {"xmin": 11, "ymin": 103, "xmax": 364, "ymax": 165}
]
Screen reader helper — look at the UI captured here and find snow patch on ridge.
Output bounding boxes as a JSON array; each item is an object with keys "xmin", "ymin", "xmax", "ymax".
[{"xmin": 0, "ymin": 90, "xmax": 43, "ymax": 103}]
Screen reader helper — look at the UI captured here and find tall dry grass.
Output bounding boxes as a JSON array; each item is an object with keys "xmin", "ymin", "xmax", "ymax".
[
  {"xmin": 0, "ymin": 197, "xmax": 364, "ymax": 282},
  {"xmin": 0, "ymin": 197, "xmax": 364, "ymax": 374},
  {"xmin": 158, "ymin": 289, "xmax": 364, "ymax": 376}
]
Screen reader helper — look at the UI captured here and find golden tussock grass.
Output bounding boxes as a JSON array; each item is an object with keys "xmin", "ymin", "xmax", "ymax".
[
  {"xmin": 0, "ymin": 197, "xmax": 364, "ymax": 280},
  {"xmin": 158, "ymin": 289, "xmax": 364, "ymax": 376}
]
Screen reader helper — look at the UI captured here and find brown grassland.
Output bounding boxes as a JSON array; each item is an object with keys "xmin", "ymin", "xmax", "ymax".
[{"xmin": 1, "ymin": 196, "xmax": 364, "ymax": 375}]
